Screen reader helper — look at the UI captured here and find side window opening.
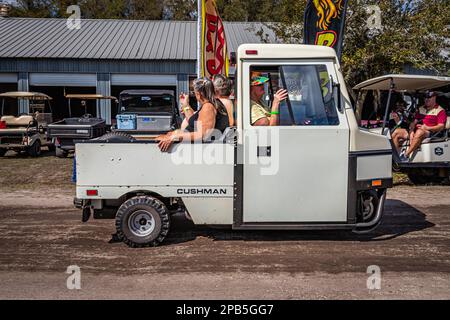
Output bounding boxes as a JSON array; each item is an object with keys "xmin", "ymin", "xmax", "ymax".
[{"xmin": 249, "ymin": 65, "xmax": 339, "ymax": 126}]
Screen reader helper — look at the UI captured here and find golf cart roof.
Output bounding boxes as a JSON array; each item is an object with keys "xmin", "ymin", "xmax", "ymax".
[
  {"xmin": 0, "ymin": 91, "xmax": 52, "ymax": 100},
  {"xmin": 65, "ymin": 94, "xmax": 117, "ymax": 100},
  {"xmin": 354, "ymin": 74, "xmax": 450, "ymax": 91},
  {"xmin": 119, "ymin": 90, "xmax": 175, "ymax": 96}
]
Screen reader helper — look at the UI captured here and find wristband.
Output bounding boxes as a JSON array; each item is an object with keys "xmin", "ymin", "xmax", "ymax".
[{"xmin": 270, "ymin": 111, "xmax": 280, "ymax": 115}]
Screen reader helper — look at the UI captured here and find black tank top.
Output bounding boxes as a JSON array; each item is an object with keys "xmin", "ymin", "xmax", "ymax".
[{"xmin": 186, "ymin": 104, "xmax": 229, "ymax": 134}]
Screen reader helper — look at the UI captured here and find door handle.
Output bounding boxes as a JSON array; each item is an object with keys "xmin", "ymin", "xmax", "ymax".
[{"xmin": 257, "ymin": 146, "xmax": 271, "ymax": 157}]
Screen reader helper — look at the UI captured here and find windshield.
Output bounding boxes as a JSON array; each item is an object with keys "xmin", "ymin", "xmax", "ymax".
[{"xmin": 119, "ymin": 94, "xmax": 174, "ymax": 113}]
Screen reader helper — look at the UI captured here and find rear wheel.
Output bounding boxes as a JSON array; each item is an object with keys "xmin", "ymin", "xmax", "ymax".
[
  {"xmin": 28, "ymin": 140, "xmax": 41, "ymax": 157},
  {"xmin": 115, "ymin": 196, "xmax": 170, "ymax": 248},
  {"xmin": 55, "ymin": 146, "xmax": 68, "ymax": 158},
  {"xmin": 0, "ymin": 149, "xmax": 7, "ymax": 157}
]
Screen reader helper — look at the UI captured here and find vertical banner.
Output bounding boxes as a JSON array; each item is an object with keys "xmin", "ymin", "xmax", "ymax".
[
  {"xmin": 199, "ymin": 0, "xmax": 229, "ymax": 78},
  {"xmin": 304, "ymin": 0, "xmax": 349, "ymax": 60}
]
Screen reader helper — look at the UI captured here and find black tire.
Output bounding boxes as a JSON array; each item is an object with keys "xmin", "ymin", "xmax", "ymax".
[
  {"xmin": 0, "ymin": 149, "xmax": 7, "ymax": 157},
  {"xmin": 28, "ymin": 140, "xmax": 41, "ymax": 157},
  {"xmin": 55, "ymin": 146, "xmax": 68, "ymax": 158},
  {"xmin": 357, "ymin": 190, "xmax": 379, "ymax": 223},
  {"xmin": 407, "ymin": 168, "xmax": 441, "ymax": 185},
  {"xmin": 115, "ymin": 196, "xmax": 170, "ymax": 248},
  {"xmin": 98, "ymin": 131, "xmax": 136, "ymax": 143}
]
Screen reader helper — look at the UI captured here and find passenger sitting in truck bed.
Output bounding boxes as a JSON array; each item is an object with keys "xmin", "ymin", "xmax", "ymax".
[
  {"xmin": 156, "ymin": 77, "xmax": 229, "ymax": 152},
  {"xmin": 401, "ymin": 91, "xmax": 447, "ymax": 161},
  {"xmin": 250, "ymin": 75, "xmax": 288, "ymax": 126},
  {"xmin": 213, "ymin": 74, "xmax": 234, "ymax": 127}
]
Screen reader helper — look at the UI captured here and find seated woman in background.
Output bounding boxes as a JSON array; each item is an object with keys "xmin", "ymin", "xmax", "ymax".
[
  {"xmin": 213, "ymin": 74, "xmax": 234, "ymax": 126},
  {"xmin": 156, "ymin": 78, "xmax": 229, "ymax": 152}
]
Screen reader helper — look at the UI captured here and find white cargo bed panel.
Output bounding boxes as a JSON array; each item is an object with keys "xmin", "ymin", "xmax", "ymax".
[{"xmin": 76, "ymin": 143, "xmax": 234, "ymax": 188}]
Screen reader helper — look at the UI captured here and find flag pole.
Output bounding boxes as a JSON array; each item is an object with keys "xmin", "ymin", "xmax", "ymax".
[{"xmin": 197, "ymin": 0, "xmax": 202, "ymax": 79}]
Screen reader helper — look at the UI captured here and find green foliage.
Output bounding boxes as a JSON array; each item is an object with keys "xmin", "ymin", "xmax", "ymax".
[
  {"xmin": 268, "ymin": 0, "xmax": 450, "ymax": 86},
  {"xmin": 6, "ymin": 0, "xmax": 449, "ymax": 85}
]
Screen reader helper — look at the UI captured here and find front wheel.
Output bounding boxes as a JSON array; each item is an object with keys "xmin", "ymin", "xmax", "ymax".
[
  {"xmin": 55, "ymin": 146, "xmax": 68, "ymax": 158},
  {"xmin": 115, "ymin": 196, "xmax": 170, "ymax": 248}
]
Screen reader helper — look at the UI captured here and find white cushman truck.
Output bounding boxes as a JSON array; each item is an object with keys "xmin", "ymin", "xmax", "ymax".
[{"xmin": 74, "ymin": 44, "xmax": 393, "ymax": 247}]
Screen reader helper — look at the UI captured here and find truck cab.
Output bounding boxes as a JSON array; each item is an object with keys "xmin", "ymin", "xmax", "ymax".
[{"xmin": 74, "ymin": 44, "xmax": 393, "ymax": 247}]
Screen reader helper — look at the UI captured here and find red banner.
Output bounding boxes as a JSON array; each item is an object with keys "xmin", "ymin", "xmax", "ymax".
[{"xmin": 200, "ymin": 0, "xmax": 229, "ymax": 78}]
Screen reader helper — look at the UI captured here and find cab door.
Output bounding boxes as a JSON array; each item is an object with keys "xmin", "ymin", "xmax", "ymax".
[{"xmin": 238, "ymin": 60, "xmax": 349, "ymax": 224}]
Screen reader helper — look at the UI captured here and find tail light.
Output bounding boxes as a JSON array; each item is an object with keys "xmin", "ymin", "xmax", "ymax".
[
  {"xmin": 0, "ymin": 121, "xmax": 6, "ymax": 129},
  {"xmin": 86, "ymin": 190, "xmax": 98, "ymax": 196}
]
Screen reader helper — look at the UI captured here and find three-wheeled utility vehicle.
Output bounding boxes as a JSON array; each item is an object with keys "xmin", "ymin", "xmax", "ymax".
[
  {"xmin": 114, "ymin": 89, "xmax": 181, "ymax": 140},
  {"xmin": 74, "ymin": 44, "xmax": 393, "ymax": 247},
  {"xmin": 354, "ymin": 75, "xmax": 450, "ymax": 184},
  {"xmin": 0, "ymin": 91, "xmax": 54, "ymax": 157},
  {"xmin": 47, "ymin": 94, "xmax": 115, "ymax": 157}
]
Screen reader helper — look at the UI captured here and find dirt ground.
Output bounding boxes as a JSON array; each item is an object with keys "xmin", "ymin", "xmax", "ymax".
[{"xmin": 0, "ymin": 149, "xmax": 450, "ymax": 299}]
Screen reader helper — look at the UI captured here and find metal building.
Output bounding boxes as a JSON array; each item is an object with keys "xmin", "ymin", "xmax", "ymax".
[{"xmin": 0, "ymin": 17, "xmax": 277, "ymax": 123}]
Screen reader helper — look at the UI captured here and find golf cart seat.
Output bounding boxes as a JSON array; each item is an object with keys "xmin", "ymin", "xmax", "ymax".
[
  {"xmin": 0, "ymin": 115, "xmax": 36, "ymax": 135},
  {"xmin": 421, "ymin": 116, "xmax": 450, "ymax": 144}
]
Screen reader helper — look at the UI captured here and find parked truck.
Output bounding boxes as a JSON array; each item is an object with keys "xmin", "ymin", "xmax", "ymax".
[
  {"xmin": 115, "ymin": 89, "xmax": 181, "ymax": 140},
  {"xmin": 74, "ymin": 44, "xmax": 393, "ymax": 247},
  {"xmin": 47, "ymin": 94, "xmax": 115, "ymax": 157}
]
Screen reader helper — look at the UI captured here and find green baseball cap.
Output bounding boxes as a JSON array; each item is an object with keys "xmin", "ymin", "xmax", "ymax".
[{"xmin": 251, "ymin": 76, "xmax": 269, "ymax": 86}]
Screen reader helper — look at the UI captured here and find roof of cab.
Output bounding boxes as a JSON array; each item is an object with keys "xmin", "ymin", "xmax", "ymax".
[
  {"xmin": 65, "ymin": 94, "xmax": 117, "ymax": 100},
  {"xmin": 0, "ymin": 91, "xmax": 52, "ymax": 100},
  {"xmin": 237, "ymin": 44, "xmax": 337, "ymax": 60},
  {"xmin": 354, "ymin": 74, "xmax": 450, "ymax": 91}
]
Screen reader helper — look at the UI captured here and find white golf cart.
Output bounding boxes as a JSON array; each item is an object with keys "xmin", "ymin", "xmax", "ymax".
[
  {"xmin": 354, "ymin": 75, "xmax": 450, "ymax": 184},
  {"xmin": 74, "ymin": 44, "xmax": 393, "ymax": 247},
  {"xmin": 0, "ymin": 91, "xmax": 54, "ymax": 157}
]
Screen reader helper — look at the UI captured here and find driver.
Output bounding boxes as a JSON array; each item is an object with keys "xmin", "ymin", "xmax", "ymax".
[
  {"xmin": 250, "ymin": 73, "xmax": 288, "ymax": 126},
  {"xmin": 401, "ymin": 91, "xmax": 447, "ymax": 161}
]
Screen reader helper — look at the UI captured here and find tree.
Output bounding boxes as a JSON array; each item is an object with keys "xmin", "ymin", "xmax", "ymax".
[
  {"xmin": 163, "ymin": 0, "xmax": 197, "ymax": 20},
  {"xmin": 264, "ymin": 0, "xmax": 449, "ymax": 86},
  {"xmin": 129, "ymin": 0, "xmax": 164, "ymax": 20},
  {"xmin": 9, "ymin": 0, "xmax": 55, "ymax": 17}
]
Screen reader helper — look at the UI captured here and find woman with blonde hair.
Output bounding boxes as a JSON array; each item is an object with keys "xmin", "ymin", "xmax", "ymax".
[{"xmin": 156, "ymin": 77, "xmax": 229, "ymax": 152}]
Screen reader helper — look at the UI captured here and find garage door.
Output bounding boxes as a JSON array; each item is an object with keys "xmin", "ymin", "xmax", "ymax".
[
  {"xmin": 111, "ymin": 74, "xmax": 177, "ymax": 86},
  {"xmin": 29, "ymin": 73, "xmax": 96, "ymax": 87},
  {"xmin": 0, "ymin": 73, "xmax": 18, "ymax": 83}
]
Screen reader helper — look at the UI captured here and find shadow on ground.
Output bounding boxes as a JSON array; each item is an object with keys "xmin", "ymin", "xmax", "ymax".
[{"xmin": 115, "ymin": 199, "xmax": 434, "ymax": 246}]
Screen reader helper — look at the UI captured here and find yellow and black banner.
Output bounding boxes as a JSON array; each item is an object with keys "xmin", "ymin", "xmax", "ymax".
[
  {"xmin": 199, "ymin": 0, "xmax": 229, "ymax": 78},
  {"xmin": 304, "ymin": 0, "xmax": 349, "ymax": 60}
]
